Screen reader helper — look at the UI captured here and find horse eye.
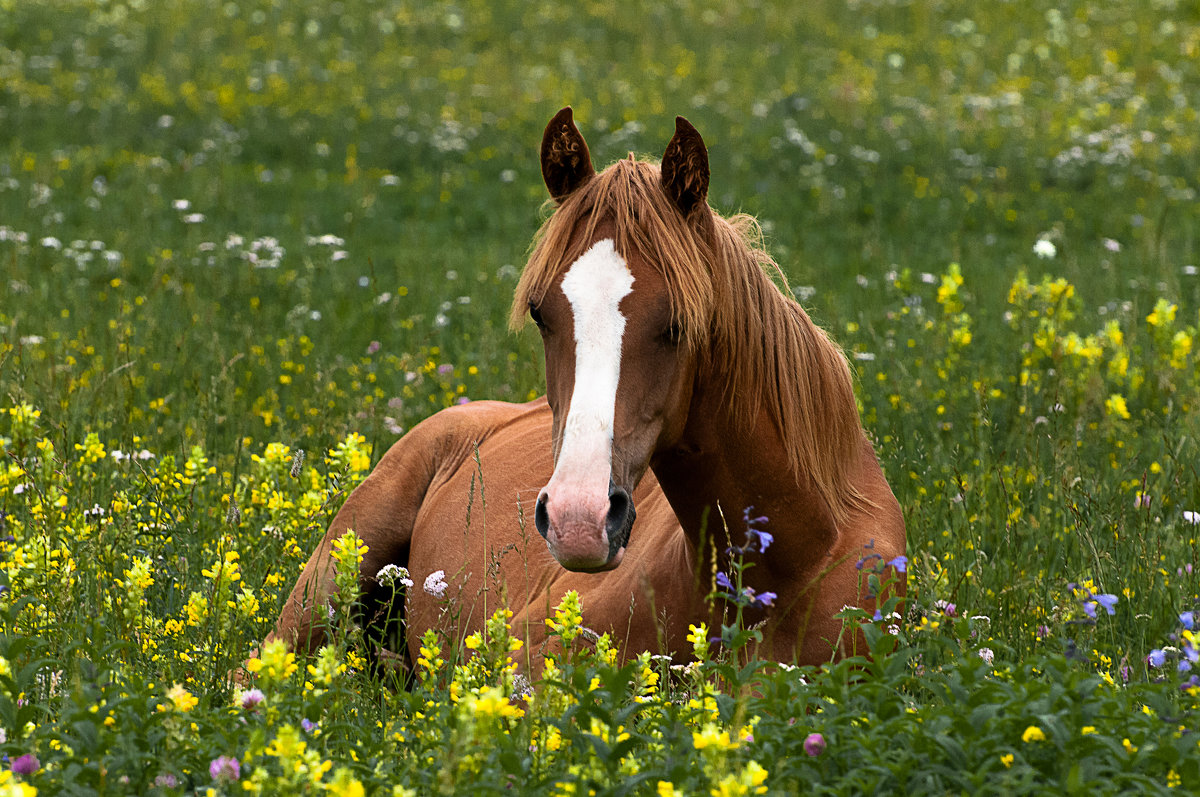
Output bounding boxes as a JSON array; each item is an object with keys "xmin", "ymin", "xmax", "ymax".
[
  {"xmin": 660, "ymin": 322, "xmax": 683, "ymax": 346},
  {"xmin": 528, "ymin": 302, "xmax": 546, "ymax": 330}
]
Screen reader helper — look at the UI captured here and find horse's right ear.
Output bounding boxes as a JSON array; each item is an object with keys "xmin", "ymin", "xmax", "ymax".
[{"xmin": 541, "ymin": 107, "xmax": 595, "ymax": 202}]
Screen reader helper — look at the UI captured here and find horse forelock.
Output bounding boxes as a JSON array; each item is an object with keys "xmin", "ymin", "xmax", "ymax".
[{"xmin": 510, "ymin": 156, "xmax": 869, "ymax": 523}]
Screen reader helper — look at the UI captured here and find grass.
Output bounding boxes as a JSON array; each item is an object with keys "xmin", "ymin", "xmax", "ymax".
[{"xmin": 1, "ymin": 0, "xmax": 1199, "ymax": 793}]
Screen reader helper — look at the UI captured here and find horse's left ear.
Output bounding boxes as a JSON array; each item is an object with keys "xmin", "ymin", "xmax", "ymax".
[
  {"xmin": 661, "ymin": 116, "xmax": 709, "ymax": 217},
  {"xmin": 541, "ymin": 107, "xmax": 595, "ymax": 202}
]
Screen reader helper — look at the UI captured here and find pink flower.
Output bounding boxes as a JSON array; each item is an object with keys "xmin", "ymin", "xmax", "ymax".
[
  {"xmin": 803, "ymin": 732, "xmax": 826, "ymax": 757},
  {"xmin": 209, "ymin": 756, "xmax": 240, "ymax": 782}
]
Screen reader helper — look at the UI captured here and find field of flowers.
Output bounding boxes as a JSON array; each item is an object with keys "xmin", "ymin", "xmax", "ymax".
[{"xmin": 1, "ymin": 0, "xmax": 1199, "ymax": 793}]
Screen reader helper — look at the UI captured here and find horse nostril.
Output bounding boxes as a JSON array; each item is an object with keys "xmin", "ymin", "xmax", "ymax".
[
  {"xmin": 534, "ymin": 493, "xmax": 550, "ymax": 540},
  {"xmin": 605, "ymin": 487, "xmax": 633, "ymax": 539}
]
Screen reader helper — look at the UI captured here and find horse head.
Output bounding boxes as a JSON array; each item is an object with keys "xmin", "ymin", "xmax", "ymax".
[{"xmin": 518, "ymin": 107, "xmax": 714, "ymax": 572}]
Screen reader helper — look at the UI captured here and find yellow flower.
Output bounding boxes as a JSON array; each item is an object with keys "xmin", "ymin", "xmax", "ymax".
[
  {"xmin": 469, "ymin": 686, "xmax": 524, "ymax": 720},
  {"xmin": 164, "ymin": 683, "xmax": 198, "ymax": 712},
  {"xmin": 327, "ymin": 767, "xmax": 365, "ymax": 797},
  {"xmin": 687, "ymin": 622, "xmax": 710, "ymax": 660},
  {"xmin": 1081, "ymin": 726, "xmax": 1097, "ymax": 735},
  {"xmin": 1122, "ymin": 738, "xmax": 1137, "ymax": 754},
  {"xmin": 1000, "ymin": 753, "xmax": 1014, "ymax": 768},
  {"xmin": 1105, "ymin": 393, "xmax": 1131, "ymax": 420},
  {"xmin": 1021, "ymin": 725, "xmax": 1045, "ymax": 743},
  {"xmin": 692, "ymin": 723, "xmax": 738, "ymax": 752},
  {"xmin": 246, "ymin": 638, "xmax": 298, "ymax": 685},
  {"xmin": 1146, "ymin": 298, "xmax": 1177, "ymax": 328},
  {"xmin": 657, "ymin": 782, "xmax": 683, "ymax": 797},
  {"xmin": 1167, "ymin": 769, "xmax": 1181, "ymax": 788}
]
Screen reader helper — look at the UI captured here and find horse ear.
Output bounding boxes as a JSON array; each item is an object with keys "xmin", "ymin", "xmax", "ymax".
[
  {"xmin": 541, "ymin": 107, "xmax": 595, "ymax": 202},
  {"xmin": 661, "ymin": 116, "xmax": 709, "ymax": 217}
]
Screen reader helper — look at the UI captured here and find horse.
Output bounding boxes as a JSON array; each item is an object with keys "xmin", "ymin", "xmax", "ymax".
[{"xmin": 265, "ymin": 108, "xmax": 906, "ymax": 673}]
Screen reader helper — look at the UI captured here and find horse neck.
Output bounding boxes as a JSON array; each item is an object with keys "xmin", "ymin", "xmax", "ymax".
[{"xmin": 650, "ymin": 382, "xmax": 839, "ymax": 588}]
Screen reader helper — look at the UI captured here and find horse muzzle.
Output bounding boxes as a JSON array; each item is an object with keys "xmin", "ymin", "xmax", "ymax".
[{"xmin": 534, "ymin": 481, "xmax": 635, "ymax": 572}]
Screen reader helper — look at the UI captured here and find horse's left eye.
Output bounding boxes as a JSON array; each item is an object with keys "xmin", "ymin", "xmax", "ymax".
[
  {"xmin": 528, "ymin": 302, "xmax": 546, "ymax": 330},
  {"xmin": 660, "ymin": 322, "xmax": 683, "ymax": 346}
]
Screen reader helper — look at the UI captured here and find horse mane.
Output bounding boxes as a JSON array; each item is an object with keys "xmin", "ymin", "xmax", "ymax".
[{"xmin": 510, "ymin": 156, "xmax": 869, "ymax": 524}]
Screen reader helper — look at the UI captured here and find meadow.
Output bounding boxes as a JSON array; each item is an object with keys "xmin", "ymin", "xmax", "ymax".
[{"xmin": 1, "ymin": 0, "xmax": 1199, "ymax": 793}]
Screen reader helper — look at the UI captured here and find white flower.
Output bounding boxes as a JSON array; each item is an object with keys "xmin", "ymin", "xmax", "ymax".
[
  {"xmin": 1102, "ymin": 238, "xmax": 1121, "ymax": 252},
  {"xmin": 1033, "ymin": 239, "xmax": 1057, "ymax": 259},
  {"xmin": 172, "ymin": 199, "xmax": 191, "ymax": 211},
  {"xmin": 423, "ymin": 570, "xmax": 448, "ymax": 598},
  {"xmin": 376, "ymin": 564, "xmax": 413, "ymax": 589},
  {"xmin": 978, "ymin": 647, "xmax": 995, "ymax": 665},
  {"xmin": 1183, "ymin": 510, "xmax": 1199, "ymax": 525}
]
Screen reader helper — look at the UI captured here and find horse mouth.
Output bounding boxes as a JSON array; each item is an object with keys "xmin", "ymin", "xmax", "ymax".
[{"xmin": 534, "ymin": 487, "xmax": 636, "ymax": 572}]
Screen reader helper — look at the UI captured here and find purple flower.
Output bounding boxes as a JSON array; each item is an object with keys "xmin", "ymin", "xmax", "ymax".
[
  {"xmin": 301, "ymin": 718, "xmax": 318, "ymax": 734},
  {"xmin": 715, "ymin": 572, "xmax": 733, "ymax": 592},
  {"xmin": 209, "ymin": 756, "xmax": 241, "ymax": 782},
  {"xmin": 886, "ymin": 555, "xmax": 908, "ymax": 573},
  {"xmin": 754, "ymin": 591, "xmax": 777, "ymax": 608},
  {"xmin": 1082, "ymin": 593, "xmax": 1118, "ymax": 618},
  {"xmin": 239, "ymin": 688, "xmax": 265, "ymax": 710},
  {"xmin": 11, "ymin": 754, "xmax": 39, "ymax": 776},
  {"xmin": 803, "ymin": 732, "xmax": 826, "ymax": 756},
  {"xmin": 1181, "ymin": 611, "xmax": 1194, "ymax": 631},
  {"xmin": 750, "ymin": 529, "xmax": 774, "ymax": 553},
  {"xmin": 366, "ymin": 340, "xmax": 381, "ymax": 355},
  {"xmin": 1148, "ymin": 649, "xmax": 1166, "ymax": 668},
  {"xmin": 154, "ymin": 774, "xmax": 178, "ymax": 788}
]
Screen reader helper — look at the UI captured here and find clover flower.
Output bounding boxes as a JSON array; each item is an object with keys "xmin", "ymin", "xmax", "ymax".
[
  {"xmin": 209, "ymin": 755, "xmax": 241, "ymax": 783},
  {"xmin": 803, "ymin": 732, "xmax": 826, "ymax": 756},
  {"xmin": 10, "ymin": 754, "xmax": 39, "ymax": 776}
]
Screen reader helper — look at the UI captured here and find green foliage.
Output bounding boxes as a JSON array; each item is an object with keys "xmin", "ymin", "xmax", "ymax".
[{"xmin": 0, "ymin": 0, "xmax": 1198, "ymax": 793}]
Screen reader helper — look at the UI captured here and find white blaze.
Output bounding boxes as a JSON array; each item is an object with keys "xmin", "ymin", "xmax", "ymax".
[{"xmin": 552, "ymin": 239, "xmax": 634, "ymax": 491}]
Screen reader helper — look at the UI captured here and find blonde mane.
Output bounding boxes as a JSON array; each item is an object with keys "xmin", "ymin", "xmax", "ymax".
[{"xmin": 510, "ymin": 157, "xmax": 868, "ymax": 523}]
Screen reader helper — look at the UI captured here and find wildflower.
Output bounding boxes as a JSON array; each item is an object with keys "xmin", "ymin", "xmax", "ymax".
[
  {"xmin": 1105, "ymin": 394, "xmax": 1131, "ymax": 419},
  {"xmin": 238, "ymin": 687, "xmax": 265, "ymax": 710},
  {"xmin": 327, "ymin": 767, "xmax": 365, "ymax": 797},
  {"xmin": 1122, "ymin": 738, "xmax": 1137, "ymax": 754},
  {"xmin": 423, "ymin": 570, "xmax": 448, "ymax": 598},
  {"xmin": 246, "ymin": 639, "xmax": 298, "ymax": 685},
  {"xmin": 376, "ymin": 564, "xmax": 413, "ymax": 589},
  {"xmin": 978, "ymin": 648, "xmax": 994, "ymax": 665},
  {"xmin": 1102, "ymin": 238, "xmax": 1121, "ymax": 252},
  {"xmin": 1183, "ymin": 511, "xmax": 1199, "ymax": 526},
  {"xmin": 1082, "ymin": 593, "xmax": 1118, "ymax": 618},
  {"xmin": 1168, "ymin": 769, "xmax": 1181, "ymax": 788},
  {"xmin": 886, "ymin": 555, "xmax": 908, "ymax": 573},
  {"xmin": 657, "ymin": 782, "xmax": 683, "ymax": 797},
  {"xmin": 1148, "ymin": 649, "xmax": 1167, "ymax": 668},
  {"xmin": 1146, "ymin": 298, "xmax": 1177, "ymax": 328},
  {"xmin": 1081, "ymin": 726, "xmax": 1097, "ymax": 735},
  {"xmin": 209, "ymin": 756, "xmax": 241, "ymax": 783},
  {"xmin": 1021, "ymin": 725, "xmax": 1046, "ymax": 743},
  {"xmin": 1181, "ymin": 612, "xmax": 1195, "ymax": 630},
  {"xmin": 10, "ymin": 754, "xmax": 39, "ymax": 775},
  {"xmin": 1000, "ymin": 753, "xmax": 1013, "ymax": 768},
  {"xmin": 803, "ymin": 732, "xmax": 826, "ymax": 756},
  {"xmin": 687, "ymin": 623, "xmax": 710, "ymax": 660},
  {"xmin": 468, "ymin": 686, "xmax": 524, "ymax": 720},
  {"xmin": 692, "ymin": 723, "xmax": 737, "ymax": 752},
  {"xmin": 1033, "ymin": 239, "xmax": 1056, "ymax": 259},
  {"xmin": 164, "ymin": 683, "xmax": 199, "ymax": 712}
]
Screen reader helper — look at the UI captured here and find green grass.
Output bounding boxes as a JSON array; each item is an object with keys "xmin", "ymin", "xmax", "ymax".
[{"xmin": 1, "ymin": 0, "xmax": 1199, "ymax": 793}]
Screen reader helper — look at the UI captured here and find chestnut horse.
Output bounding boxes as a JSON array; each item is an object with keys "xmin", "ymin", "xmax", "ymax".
[{"xmin": 266, "ymin": 108, "xmax": 905, "ymax": 671}]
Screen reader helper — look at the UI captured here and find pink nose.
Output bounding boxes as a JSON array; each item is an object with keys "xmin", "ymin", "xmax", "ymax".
[{"xmin": 534, "ymin": 485, "xmax": 634, "ymax": 571}]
